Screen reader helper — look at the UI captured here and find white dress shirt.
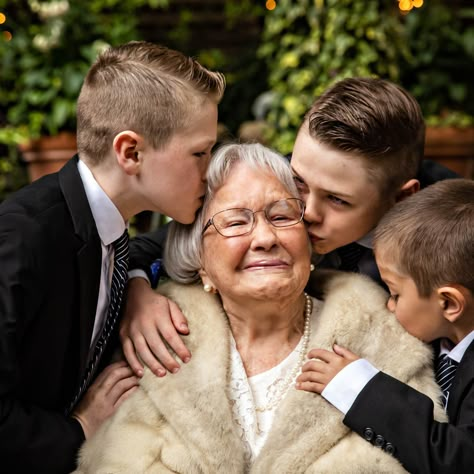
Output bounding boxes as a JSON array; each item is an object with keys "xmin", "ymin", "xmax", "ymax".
[
  {"xmin": 323, "ymin": 330, "xmax": 474, "ymax": 415},
  {"xmin": 77, "ymin": 159, "xmax": 127, "ymax": 350}
]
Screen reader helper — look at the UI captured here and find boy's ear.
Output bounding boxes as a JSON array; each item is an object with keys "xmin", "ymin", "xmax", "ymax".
[
  {"xmin": 437, "ymin": 285, "xmax": 469, "ymax": 323},
  {"xmin": 113, "ymin": 131, "xmax": 144, "ymax": 175},
  {"xmin": 395, "ymin": 179, "xmax": 420, "ymax": 203}
]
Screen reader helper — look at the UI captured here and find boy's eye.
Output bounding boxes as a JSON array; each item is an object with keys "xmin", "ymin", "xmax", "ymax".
[
  {"xmin": 293, "ymin": 176, "xmax": 307, "ymax": 190},
  {"xmin": 328, "ymin": 195, "xmax": 349, "ymax": 206},
  {"xmin": 194, "ymin": 152, "xmax": 207, "ymax": 158}
]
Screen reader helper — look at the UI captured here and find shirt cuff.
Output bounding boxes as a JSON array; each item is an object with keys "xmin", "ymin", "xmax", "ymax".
[
  {"xmin": 128, "ymin": 269, "xmax": 150, "ymax": 284},
  {"xmin": 321, "ymin": 359, "xmax": 379, "ymax": 414}
]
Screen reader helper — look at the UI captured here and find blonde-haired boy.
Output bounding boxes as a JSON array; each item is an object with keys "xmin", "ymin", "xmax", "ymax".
[
  {"xmin": 297, "ymin": 179, "xmax": 474, "ymax": 473},
  {"xmin": 0, "ymin": 41, "xmax": 224, "ymax": 473}
]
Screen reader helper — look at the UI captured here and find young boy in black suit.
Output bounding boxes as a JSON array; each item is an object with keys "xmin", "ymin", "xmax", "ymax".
[
  {"xmin": 119, "ymin": 77, "xmax": 457, "ymax": 378},
  {"xmin": 0, "ymin": 41, "xmax": 225, "ymax": 474},
  {"xmin": 297, "ymin": 179, "xmax": 474, "ymax": 473}
]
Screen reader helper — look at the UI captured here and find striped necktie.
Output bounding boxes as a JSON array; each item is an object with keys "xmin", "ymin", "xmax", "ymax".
[
  {"xmin": 338, "ymin": 242, "xmax": 363, "ymax": 272},
  {"xmin": 435, "ymin": 353, "xmax": 458, "ymax": 409},
  {"xmin": 66, "ymin": 229, "xmax": 129, "ymax": 414}
]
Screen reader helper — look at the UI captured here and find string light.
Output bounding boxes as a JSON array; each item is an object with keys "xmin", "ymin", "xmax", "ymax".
[
  {"xmin": 0, "ymin": 12, "xmax": 6, "ymax": 24},
  {"xmin": 398, "ymin": 0, "xmax": 424, "ymax": 12},
  {"xmin": 3, "ymin": 31, "xmax": 12, "ymax": 41},
  {"xmin": 266, "ymin": 0, "xmax": 276, "ymax": 11}
]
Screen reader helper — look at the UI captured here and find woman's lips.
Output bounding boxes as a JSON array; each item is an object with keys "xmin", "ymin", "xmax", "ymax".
[{"xmin": 244, "ymin": 259, "xmax": 288, "ymax": 269}]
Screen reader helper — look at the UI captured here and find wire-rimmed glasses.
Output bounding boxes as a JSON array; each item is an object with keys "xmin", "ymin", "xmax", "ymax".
[{"xmin": 202, "ymin": 198, "xmax": 305, "ymax": 237}]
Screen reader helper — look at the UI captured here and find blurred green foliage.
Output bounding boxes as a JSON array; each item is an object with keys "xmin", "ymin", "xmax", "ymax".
[
  {"xmin": 258, "ymin": 0, "xmax": 408, "ymax": 154},
  {"xmin": 258, "ymin": 0, "xmax": 474, "ymax": 154},
  {"xmin": 400, "ymin": 0, "xmax": 474, "ymax": 126},
  {"xmin": 0, "ymin": 0, "xmax": 169, "ymax": 201}
]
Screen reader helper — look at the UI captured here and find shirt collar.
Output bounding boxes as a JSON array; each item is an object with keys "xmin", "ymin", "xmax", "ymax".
[
  {"xmin": 356, "ymin": 230, "xmax": 374, "ymax": 250},
  {"xmin": 440, "ymin": 330, "xmax": 474, "ymax": 363},
  {"xmin": 77, "ymin": 159, "xmax": 126, "ymax": 246}
]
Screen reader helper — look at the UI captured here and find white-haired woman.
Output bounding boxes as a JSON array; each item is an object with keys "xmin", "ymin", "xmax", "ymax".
[{"xmin": 74, "ymin": 143, "xmax": 444, "ymax": 473}]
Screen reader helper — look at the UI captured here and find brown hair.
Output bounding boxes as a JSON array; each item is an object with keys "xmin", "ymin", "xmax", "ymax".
[
  {"xmin": 77, "ymin": 41, "xmax": 225, "ymax": 165},
  {"xmin": 374, "ymin": 179, "xmax": 474, "ymax": 296},
  {"xmin": 303, "ymin": 77, "xmax": 425, "ymax": 195}
]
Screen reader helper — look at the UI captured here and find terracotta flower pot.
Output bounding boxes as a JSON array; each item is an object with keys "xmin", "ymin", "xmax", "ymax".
[
  {"xmin": 424, "ymin": 126, "xmax": 474, "ymax": 179},
  {"xmin": 19, "ymin": 132, "xmax": 77, "ymax": 182}
]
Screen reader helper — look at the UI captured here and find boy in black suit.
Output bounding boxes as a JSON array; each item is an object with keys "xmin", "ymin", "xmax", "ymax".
[
  {"xmin": 120, "ymin": 78, "xmax": 457, "ymax": 378},
  {"xmin": 297, "ymin": 179, "xmax": 474, "ymax": 473},
  {"xmin": 0, "ymin": 41, "xmax": 225, "ymax": 474}
]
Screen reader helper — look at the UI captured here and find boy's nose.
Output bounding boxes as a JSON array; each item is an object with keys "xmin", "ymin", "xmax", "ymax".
[{"xmin": 303, "ymin": 195, "xmax": 323, "ymax": 224}]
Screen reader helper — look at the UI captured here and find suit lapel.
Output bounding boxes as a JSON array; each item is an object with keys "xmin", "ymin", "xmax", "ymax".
[
  {"xmin": 59, "ymin": 156, "xmax": 101, "ymax": 379},
  {"xmin": 447, "ymin": 339, "xmax": 474, "ymax": 422}
]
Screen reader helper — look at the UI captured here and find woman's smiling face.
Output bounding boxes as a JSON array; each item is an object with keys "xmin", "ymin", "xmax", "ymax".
[{"xmin": 200, "ymin": 162, "xmax": 311, "ymax": 303}]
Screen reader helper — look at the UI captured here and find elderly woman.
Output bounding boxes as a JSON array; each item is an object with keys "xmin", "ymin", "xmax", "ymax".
[{"xmin": 75, "ymin": 143, "xmax": 444, "ymax": 473}]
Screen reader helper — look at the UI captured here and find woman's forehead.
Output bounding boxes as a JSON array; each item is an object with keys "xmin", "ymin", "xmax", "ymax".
[{"xmin": 208, "ymin": 168, "xmax": 293, "ymax": 212}]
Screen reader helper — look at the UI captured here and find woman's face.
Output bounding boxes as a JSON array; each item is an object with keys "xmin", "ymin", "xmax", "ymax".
[{"xmin": 200, "ymin": 162, "xmax": 311, "ymax": 303}]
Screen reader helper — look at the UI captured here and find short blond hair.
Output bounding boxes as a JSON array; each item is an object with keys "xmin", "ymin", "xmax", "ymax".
[
  {"xmin": 374, "ymin": 179, "xmax": 474, "ymax": 296},
  {"xmin": 77, "ymin": 41, "xmax": 225, "ymax": 164},
  {"xmin": 304, "ymin": 78, "xmax": 425, "ymax": 196}
]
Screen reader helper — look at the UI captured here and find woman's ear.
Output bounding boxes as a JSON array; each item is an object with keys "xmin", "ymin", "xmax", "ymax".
[
  {"xmin": 113, "ymin": 131, "xmax": 144, "ymax": 175},
  {"xmin": 199, "ymin": 268, "xmax": 217, "ymax": 294},
  {"xmin": 437, "ymin": 285, "xmax": 469, "ymax": 323}
]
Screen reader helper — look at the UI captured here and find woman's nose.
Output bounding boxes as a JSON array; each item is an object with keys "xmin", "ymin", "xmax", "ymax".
[{"xmin": 249, "ymin": 213, "xmax": 278, "ymax": 249}]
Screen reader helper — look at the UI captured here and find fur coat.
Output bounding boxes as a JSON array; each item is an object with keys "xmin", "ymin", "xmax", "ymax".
[{"xmin": 74, "ymin": 271, "xmax": 446, "ymax": 473}]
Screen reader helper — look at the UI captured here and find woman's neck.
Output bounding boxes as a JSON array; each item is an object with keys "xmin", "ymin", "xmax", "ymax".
[{"xmin": 225, "ymin": 295, "xmax": 307, "ymax": 377}]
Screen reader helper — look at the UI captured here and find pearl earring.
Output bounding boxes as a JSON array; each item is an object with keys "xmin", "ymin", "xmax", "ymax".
[
  {"xmin": 310, "ymin": 263, "xmax": 315, "ymax": 271},
  {"xmin": 203, "ymin": 284, "xmax": 212, "ymax": 293}
]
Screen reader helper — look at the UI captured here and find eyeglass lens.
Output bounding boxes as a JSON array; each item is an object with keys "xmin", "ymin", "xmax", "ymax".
[{"xmin": 213, "ymin": 198, "xmax": 303, "ymax": 237}]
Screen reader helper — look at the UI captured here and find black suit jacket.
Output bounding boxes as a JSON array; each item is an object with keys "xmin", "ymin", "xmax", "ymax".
[
  {"xmin": 0, "ymin": 157, "xmax": 106, "ymax": 473},
  {"xmin": 344, "ymin": 339, "xmax": 474, "ymax": 473}
]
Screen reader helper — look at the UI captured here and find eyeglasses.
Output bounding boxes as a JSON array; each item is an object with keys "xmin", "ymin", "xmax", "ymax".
[{"xmin": 202, "ymin": 198, "xmax": 305, "ymax": 237}]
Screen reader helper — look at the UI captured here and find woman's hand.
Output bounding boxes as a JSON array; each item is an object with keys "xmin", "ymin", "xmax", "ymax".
[
  {"xmin": 119, "ymin": 278, "xmax": 191, "ymax": 377},
  {"xmin": 296, "ymin": 344, "xmax": 359, "ymax": 393},
  {"xmin": 72, "ymin": 361, "xmax": 139, "ymax": 439}
]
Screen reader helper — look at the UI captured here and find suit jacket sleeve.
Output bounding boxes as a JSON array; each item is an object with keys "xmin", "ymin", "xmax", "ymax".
[
  {"xmin": 129, "ymin": 223, "xmax": 169, "ymax": 279},
  {"xmin": 344, "ymin": 371, "xmax": 474, "ymax": 474},
  {"xmin": 0, "ymin": 211, "xmax": 85, "ymax": 474}
]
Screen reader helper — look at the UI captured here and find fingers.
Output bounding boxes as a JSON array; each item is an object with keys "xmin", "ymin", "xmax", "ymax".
[
  {"xmin": 73, "ymin": 361, "xmax": 140, "ymax": 438},
  {"xmin": 122, "ymin": 337, "xmax": 144, "ymax": 377},
  {"xmin": 296, "ymin": 345, "xmax": 360, "ymax": 394},
  {"xmin": 169, "ymin": 299, "xmax": 190, "ymax": 335},
  {"xmin": 332, "ymin": 344, "xmax": 359, "ymax": 362},
  {"xmin": 306, "ymin": 348, "xmax": 338, "ymax": 362},
  {"xmin": 120, "ymin": 285, "xmax": 192, "ymax": 376},
  {"xmin": 114, "ymin": 385, "xmax": 139, "ymax": 409},
  {"xmin": 136, "ymin": 332, "xmax": 178, "ymax": 377},
  {"xmin": 153, "ymin": 299, "xmax": 191, "ymax": 365}
]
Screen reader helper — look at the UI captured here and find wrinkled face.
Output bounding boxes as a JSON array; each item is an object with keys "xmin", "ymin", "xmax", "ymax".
[
  {"xmin": 376, "ymin": 252, "xmax": 448, "ymax": 343},
  {"xmin": 200, "ymin": 162, "xmax": 311, "ymax": 303},
  {"xmin": 291, "ymin": 126, "xmax": 392, "ymax": 254},
  {"xmin": 140, "ymin": 100, "xmax": 218, "ymax": 224}
]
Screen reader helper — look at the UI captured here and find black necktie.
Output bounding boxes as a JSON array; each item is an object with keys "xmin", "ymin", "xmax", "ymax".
[
  {"xmin": 435, "ymin": 354, "xmax": 458, "ymax": 409},
  {"xmin": 66, "ymin": 229, "xmax": 129, "ymax": 414},
  {"xmin": 338, "ymin": 242, "xmax": 363, "ymax": 272}
]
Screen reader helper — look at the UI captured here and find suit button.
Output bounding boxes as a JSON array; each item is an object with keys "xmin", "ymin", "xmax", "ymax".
[
  {"xmin": 384, "ymin": 442, "xmax": 396, "ymax": 455},
  {"xmin": 374, "ymin": 435, "xmax": 385, "ymax": 448},
  {"xmin": 363, "ymin": 427, "xmax": 375, "ymax": 441}
]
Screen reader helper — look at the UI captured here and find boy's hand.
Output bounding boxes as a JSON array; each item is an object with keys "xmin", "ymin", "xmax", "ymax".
[
  {"xmin": 72, "ymin": 361, "xmax": 139, "ymax": 439},
  {"xmin": 120, "ymin": 278, "xmax": 191, "ymax": 378},
  {"xmin": 296, "ymin": 344, "xmax": 359, "ymax": 394}
]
